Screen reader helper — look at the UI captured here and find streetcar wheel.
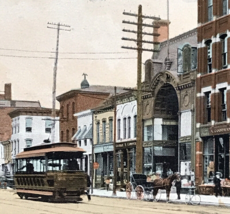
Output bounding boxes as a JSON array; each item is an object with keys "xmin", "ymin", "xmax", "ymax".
[{"xmin": 190, "ymin": 194, "xmax": 201, "ymax": 205}]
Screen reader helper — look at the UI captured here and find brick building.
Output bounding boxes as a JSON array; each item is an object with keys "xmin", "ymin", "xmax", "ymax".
[
  {"xmin": 0, "ymin": 83, "xmax": 40, "ymax": 176},
  {"xmin": 56, "ymin": 76, "xmax": 125, "ymax": 143},
  {"xmin": 196, "ymin": 0, "xmax": 230, "ymax": 185}
]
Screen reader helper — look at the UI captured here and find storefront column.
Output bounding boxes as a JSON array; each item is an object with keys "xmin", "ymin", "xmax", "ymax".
[
  {"xmin": 120, "ymin": 150, "xmax": 124, "ymax": 186},
  {"xmin": 213, "ymin": 136, "xmax": 216, "ymax": 174},
  {"xmin": 107, "ymin": 152, "xmax": 109, "ymax": 176},
  {"xmin": 195, "ymin": 140, "xmax": 203, "ymax": 185},
  {"xmin": 229, "ymin": 134, "xmax": 230, "ymax": 177},
  {"xmin": 126, "ymin": 149, "xmax": 130, "ymax": 182}
]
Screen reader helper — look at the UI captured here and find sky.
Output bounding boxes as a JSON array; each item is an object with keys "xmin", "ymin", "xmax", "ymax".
[{"xmin": 0, "ymin": 0, "xmax": 197, "ymax": 108}]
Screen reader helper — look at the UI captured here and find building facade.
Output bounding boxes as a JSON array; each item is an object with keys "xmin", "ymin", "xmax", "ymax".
[
  {"xmin": 196, "ymin": 0, "xmax": 230, "ymax": 184},
  {"xmin": 8, "ymin": 107, "xmax": 60, "ymax": 174},
  {"xmin": 0, "ymin": 83, "xmax": 41, "ymax": 177},
  {"xmin": 141, "ymin": 28, "xmax": 197, "ymax": 180}
]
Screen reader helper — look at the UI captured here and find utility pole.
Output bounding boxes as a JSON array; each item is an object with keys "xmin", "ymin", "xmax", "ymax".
[
  {"xmin": 122, "ymin": 5, "xmax": 160, "ymax": 173},
  {"xmin": 113, "ymin": 86, "xmax": 117, "ymax": 196},
  {"xmin": 47, "ymin": 22, "xmax": 71, "ymax": 143}
]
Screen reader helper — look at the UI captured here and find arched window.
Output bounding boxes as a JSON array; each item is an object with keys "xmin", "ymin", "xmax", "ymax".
[
  {"xmin": 72, "ymin": 102, "xmax": 75, "ymax": 119},
  {"xmin": 66, "ymin": 129, "xmax": 69, "ymax": 142}
]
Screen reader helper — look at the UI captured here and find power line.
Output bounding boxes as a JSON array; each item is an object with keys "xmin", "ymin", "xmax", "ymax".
[
  {"xmin": 0, "ymin": 54, "xmax": 136, "ymax": 60},
  {"xmin": 0, "ymin": 47, "xmax": 130, "ymax": 55}
]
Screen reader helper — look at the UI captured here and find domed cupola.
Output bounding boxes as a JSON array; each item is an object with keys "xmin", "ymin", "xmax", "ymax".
[{"xmin": 81, "ymin": 73, "xmax": 89, "ymax": 89}]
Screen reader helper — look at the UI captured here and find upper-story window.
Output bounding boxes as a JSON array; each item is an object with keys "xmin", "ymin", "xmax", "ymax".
[
  {"xmin": 96, "ymin": 122, "xmax": 100, "ymax": 144},
  {"xmin": 117, "ymin": 119, "xmax": 121, "ymax": 140},
  {"xmin": 72, "ymin": 128, "xmax": 75, "ymax": 139},
  {"xmin": 25, "ymin": 118, "xmax": 32, "ymax": 132},
  {"xmin": 208, "ymin": 0, "xmax": 213, "ymax": 21},
  {"xmin": 206, "ymin": 40, "xmax": 212, "ymax": 73},
  {"xmin": 72, "ymin": 102, "xmax": 75, "ymax": 119},
  {"xmin": 205, "ymin": 92, "xmax": 211, "ymax": 123},
  {"xmin": 109, "ymin": 118, "xmax": 113, "ymax": 143},
  {"xmin": 61, "ymin": 131, "xmax": 64, "ymax": 142},
  {"xmin": 134, "ymin": 115, "xmax": 137, "ymax": 138},
  {"xmin": 84, "ymin": 139, "xmax": 87, "ymax": 146},
  {"xmin": 25, "ymin": 139, "xmax": 32, "ymax": 148},
  {"xmin": 123, "ymin": 118, "xmax": 126, "ymax": 139},
  {"xmin": 102, "ymin": 120, "xmax": 106, "ymax": 143},
  {"xmin": 66, "ymin": 129, "xmax": 69, "ymax": 142},
  {"xmin": 220, "ymin": 35, "xmax": 228, "ymax": 69},
  {"xmin": 67, "ymin": 104, "xmax": 69, "ymax": 121},
  {"xmin": 45, "ymin": 119, "xmax": 52, "ymax": 133},
  {"xmin": 223, "ymin": 0, "xmax": 228, "ymax": 15},
  {"xmin": 220, "ymin": 88, "xmax": 227, "ymax": 121},
  {"xmin": 128, "ymin": 117, "xmax": 131, "ymax": 138}
]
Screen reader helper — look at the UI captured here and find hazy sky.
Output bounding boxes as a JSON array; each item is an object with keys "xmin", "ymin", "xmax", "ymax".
[{"xmin": 0, "ymin": 0, "xmax": 197, "ymax": 108}]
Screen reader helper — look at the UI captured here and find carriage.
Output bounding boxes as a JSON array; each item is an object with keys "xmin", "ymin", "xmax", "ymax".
[{"xmin": 127, "ymin": 173, "xmax": 178, "ymax": 201}]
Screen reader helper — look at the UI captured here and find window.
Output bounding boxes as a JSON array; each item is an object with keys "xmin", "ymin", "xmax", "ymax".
[
  {"xmin": 109, "ymin": 118, "xmax": 113, "ymax": 143},
  {"xmin": 17, "ymin": 140, "xmax": 19, "ymax": 154},
  {"xmin": 134, "ymin": 115, "xmax": 137, "ymax": 138},
  {"xmin": 102, "ymin": 120, "xmax": 106, "ymax": 143},
  {"xmin": 61, "ymin": 131, "xmax": 64, "ymax": 142},
  {"xmin": 123, "ymin": 118, "xmax": 126, "ymax": 139},
  {"xmin": 60, "ymin": 106, "xmax": 64, "ymax": 119},
  {"xmin": 72, "ymin": 128, "xmax": 75, "ymax": 139},
  {"xmin": 208, "ymin": 0, "xmax": 213, "ymax": 21},
  {"xmin": 128, "ymin": 117, "xmax": 131, "ymax": 138},
  {"xmin": 205, "ymin": 92, "xmax": 211, "ymax": 123},
  {"xmin": 84, "ymin": 139, "xmax": 87, "ymax": 146},
  {"xmin": 72, "ymin": 102, "xmax": 75, "ymax": 119},
  {"xmin": 117, "ymin": 119, "xmax": 121, "ymax": 140},
  {"xmin": 223, "ymin": 0, "xmax": 228, "ymax": 15},
  {"xmin": 96, "ymin": 122, "xmax": 100, "ymax": 144},
  {"xmin": 45, "ymin": 119, "xmax": 52, "ymax": 133},
  {"xmin": 66, "ymin": 129, "xmax": 69, "ymax": 142},
  {"xmin": 206, "ymin": 40, "xmax": 212, "ymax": 73},
  {"xmin": 14, "ymin": 141, "xmax": 16, "ymax": 156},
  {"xmin": 144, "ymin": 119, "xmax": 153, "ymax": 141},
  {"xmin": 25, "ymin": 118, "xmax": 32, "ymax": 132},
  {"xmin": 25, "ymin": 139, "xmax": 32, "ymax": 148},
  {"xmin": 79, "ymin": 140, "xmax": 81, "ymax": 147},
  {"xmin": 67, "ymin": 104, "xmax": 69, "ymax": 121},
  {"xmin": 221, "ymin": 35, "xmax": 227, "ymax": 68},
  {"xmin": 220, "ymin": 88, "xmax": 227, "ymax": 121}
]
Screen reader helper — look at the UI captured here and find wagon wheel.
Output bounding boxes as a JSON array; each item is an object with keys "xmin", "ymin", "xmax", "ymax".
[
  {"xmin": 144, "ymin": 188, "xmax": 153, "ymax": 201},
  {"xmin": 135, "ymin": 185, "xmax": 144, "ymax": 200}
]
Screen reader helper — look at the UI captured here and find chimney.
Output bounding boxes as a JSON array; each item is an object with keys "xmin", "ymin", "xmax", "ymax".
[{"xmin": 4, "ymin": 83, "xmax": 12, "ymax": 100}]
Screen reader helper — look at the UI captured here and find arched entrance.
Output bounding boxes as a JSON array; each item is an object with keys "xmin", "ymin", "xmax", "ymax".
[{"xmin": 153, "ymin": 83, "xmax": 179, "ymax": 175}]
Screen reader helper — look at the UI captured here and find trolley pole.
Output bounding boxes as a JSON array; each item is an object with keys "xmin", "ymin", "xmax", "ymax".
[
  {"xmin": 47, "ymin": 22, "xmax": 71, "ymax": 143},
  {"xmin": 122, "ymin": 5, "xmax": 160, "ymax": 173},
  {"xmin": 113, "ymin": 86, "xmax": 117, "ymax": 196}
]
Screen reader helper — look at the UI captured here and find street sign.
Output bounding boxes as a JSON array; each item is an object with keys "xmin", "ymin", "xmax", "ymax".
[{"xmin": 93, "ymin": 162, "xmax": 99, "ymax": 169}]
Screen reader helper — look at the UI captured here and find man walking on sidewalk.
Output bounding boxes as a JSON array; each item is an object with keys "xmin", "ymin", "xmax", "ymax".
[
  {"xmin": 86, "ymin": 174, "xmax": 92, "ymax": 201},
  {"xmin": 213, "ymin": 172, "xmax": 222, "ymax": 197}
]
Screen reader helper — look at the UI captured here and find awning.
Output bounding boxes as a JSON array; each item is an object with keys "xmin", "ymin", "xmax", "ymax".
[
  {"xmin": 71, "ymin": 128, "xmax": 81, "ymax": 141},
  {"xmin": 77, "ymin": 126, "xmax": 87, "ymax": 140},
  {"xmin": 84, "ymin": 124, "xmax": 92, "ymax": 139}
]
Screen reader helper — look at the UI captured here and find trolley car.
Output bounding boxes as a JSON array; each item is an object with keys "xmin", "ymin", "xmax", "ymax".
[{"xmin": 14, "ymin": 142, "xmax": 88, "ymax": 202}]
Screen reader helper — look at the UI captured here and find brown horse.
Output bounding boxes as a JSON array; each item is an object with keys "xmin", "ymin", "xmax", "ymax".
[{"xmin": 152, "ymin": 173, "xmax": 178, "ymax": 202}]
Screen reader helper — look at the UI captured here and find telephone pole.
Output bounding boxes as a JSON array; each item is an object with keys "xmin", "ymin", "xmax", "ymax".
[
  {"xmin": 47, "ymin": 22, "xmax": 71, "ymax": 143},
  {"xmin": 113, "ymin": 86, "xmax": 117, "ymax": 195},
  {"xmin": 122, "ymin": 5, "xmax": 160, "ymax": 173}
]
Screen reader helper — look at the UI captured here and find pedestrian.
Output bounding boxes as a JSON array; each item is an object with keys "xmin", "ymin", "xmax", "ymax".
[
  {"xmin": 190, "ymin": 169, "xmax": 195, "ymax": 186},
  {"xmin": 86, "ymin": 174, "xmax": 92, "ymax": 201},
  {"xmin": 175, "ymin": 174, "xmax": 182, "ymax": 200},
  {"xmin": 105, "ymin": 177, "xmax": 110, "ymax": 191},
  {"xmin": 213, "ymin": 172, "xmax": 222, "ymax": 197}
]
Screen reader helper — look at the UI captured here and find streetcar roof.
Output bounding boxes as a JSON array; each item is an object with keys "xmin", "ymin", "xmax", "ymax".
[{"xmin": 16, "ymin": 142, "xmax": 86, "ymax": 159}]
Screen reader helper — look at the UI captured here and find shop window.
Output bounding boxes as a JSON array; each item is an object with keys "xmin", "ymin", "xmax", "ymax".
[
  {"xmin": 203, "ymin": 138, "xmax": 214, "ymax": 183},
  {"xmin": 117, "ymin": 119, "xmax": 121, "ymax": 140},
  {"xmin": 25, "ymin": 118, "xmax": 32, "ymax": 132},
  {"xmin": 205, "ymin": 92, "xmax": 211, "ymax": 123},
  {"xmin": 223, "ymin": 0, "xmax": 228, "ymax": 15},
  {"xmin": 96, "ymin": 122, "xmax": 100, "ymax": 144},
  {"xmin": 102, "ymin": 120, "xmax": 106, "ymax": 143},
  {"xmin": 162, "ymin": 125, "xmax": 178, "ymax": 141},
  {"xmin": 144, "ymin": 119, "xmax": 153, "ymax": 141},
  {"xmin": 180, "ymin": 143, "xmax": 191, "ymax": 161},
  {"xmin": 208, "ymin": 0, "xmax": 213, "ymax": 21},
  {"xmin": 206, "ymin": 40, "xmax": 212, "ymax": 73},
  {"xmin": 109, "ymin": 118, "xmax": 113, "ymax": 143},
  {"xmin": 220, "ymin": 88, "xmax": 227, "ymax": 121},
  {"xmin": 144, "ymin": 147, "xmax": 153, "ymax": 175},
  {"xmin": 220, "ymin": 35, "xmax": 228, "ymax": 69},
  {"xmin": 134, "ymin": 115, "xmax": 137, "ymax": 138},
  {"xmin": 123, "ymin": 118, "xmax": 126, "ymax": 139}
]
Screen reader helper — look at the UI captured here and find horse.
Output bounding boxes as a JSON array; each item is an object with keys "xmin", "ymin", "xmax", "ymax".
[{"xmin": 151, "ymin": 173, "xmax": 179, "ymax": 202}]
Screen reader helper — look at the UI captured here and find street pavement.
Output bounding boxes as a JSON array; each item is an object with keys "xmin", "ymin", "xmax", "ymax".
[{"xmin": 90, "ymin": 188, "xmax": 230, "ymax": 207}]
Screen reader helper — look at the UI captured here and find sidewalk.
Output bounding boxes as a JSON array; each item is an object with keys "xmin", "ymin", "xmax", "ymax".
[{"xmin": 90, "ymin": 188, "xmax": 230, "ymax": 207}]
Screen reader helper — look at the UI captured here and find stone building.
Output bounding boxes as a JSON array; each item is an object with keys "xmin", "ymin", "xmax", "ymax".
[
  {"xmin": 196, "ymin": 0, "xmax": 230, "ymax": 185},
  {"xmin": 141, "ymin": 28, "xmax": 197, "ymax": 179},
  {"xmin": 0, "ymin": 83, "xmax": 41, "ymax": 177},
  {"xmin": 56, "ymin": 75, "xmax": 125, "ymax": 143}
]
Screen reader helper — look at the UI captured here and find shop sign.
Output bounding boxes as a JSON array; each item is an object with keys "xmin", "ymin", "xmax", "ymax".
[
  {"xmin": 209, "ymin": 125, "xmax": 230, "ymax": 135},
  {"xmin": 103, "ymin": 144, "xmax": 113, "ymax": 152}
]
